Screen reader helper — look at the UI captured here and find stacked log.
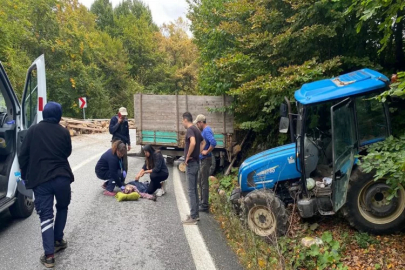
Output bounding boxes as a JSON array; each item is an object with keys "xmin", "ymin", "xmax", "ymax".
[{"xmin": 60, "ymin": 118, "xmax": 136, "ymax": 137}]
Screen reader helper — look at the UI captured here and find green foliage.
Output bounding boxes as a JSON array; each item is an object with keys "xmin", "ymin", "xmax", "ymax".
[
  {"xmin": 286, "ymin": 231, "xmax": 347, "ymax": 270},
  {"xmin": 359, "ymin": 136, "xmax": 405, "ymax": 197},
  {"xmin": 354, "ymin": 232, "xmax": 379, "ymax": 249},
  {"xmin": 188, "ymin": 0, "xmax": 399, "ymax": 148},
  {"xmin": 0, "ymin": 0, "xmax": 198, "ymax": 118},
  {"xmin": 348, "ymin": 0, "xmax": 405, "ymax": 54}
]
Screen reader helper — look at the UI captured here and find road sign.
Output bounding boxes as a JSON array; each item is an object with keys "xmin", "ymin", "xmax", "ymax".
[{"xmin": 79, "ymin": 97, "xmax": 87, "ymax": 109}]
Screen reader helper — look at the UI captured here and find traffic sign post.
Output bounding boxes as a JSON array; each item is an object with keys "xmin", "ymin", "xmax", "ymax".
[{"xmin": 79, "ymin": 97, "xmax": 87, "ymax": 120}]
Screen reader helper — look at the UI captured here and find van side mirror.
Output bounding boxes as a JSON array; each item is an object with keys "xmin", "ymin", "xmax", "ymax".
[
  {"xmin": 280, "ymin": 103, "xmax": 288, "ymax": 117},
  {"xmin": 279, "ymin": 117, "xmax": 289, "ymax": 133}
]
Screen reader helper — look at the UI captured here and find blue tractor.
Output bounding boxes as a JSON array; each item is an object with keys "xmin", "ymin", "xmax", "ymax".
[{"xmin": 232, "ymin": 69, "xmax": 405, "ymax": 237}]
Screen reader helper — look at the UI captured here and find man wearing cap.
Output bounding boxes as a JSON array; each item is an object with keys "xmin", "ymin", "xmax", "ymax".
[
  {"xmin": 194, "ymin": 114, "xmax": 217, "ymax": 213},
  {"xmin": 109, "ymin": 107, "xmax": 131, "ymax": 172}
]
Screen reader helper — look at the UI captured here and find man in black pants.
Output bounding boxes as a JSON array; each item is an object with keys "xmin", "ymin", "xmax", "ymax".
[
  {"xmin": 19, "ymin": 102, "xmax": 74, "ymax": 268},
  {"xmin": 109, "ymin": 107, "xmax": 131, "ymax": 172}
]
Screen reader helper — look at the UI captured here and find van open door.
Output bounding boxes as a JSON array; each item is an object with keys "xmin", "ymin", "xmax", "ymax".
[
  {"xmin": 331, "ymin": 98, "xmax": 358, "ymax": 212},
  {"xmin": 21, "ymin": 55, "xmax": 47, "ymax": 130},
  {"xmin": 17, "ymin": 55, "xmax": 47, "ymax": 198}
]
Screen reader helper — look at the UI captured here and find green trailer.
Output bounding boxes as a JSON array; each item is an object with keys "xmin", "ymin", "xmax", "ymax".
[{"xmin": 134, "ymin": 94, "xmax": 234, "ymax": 171}]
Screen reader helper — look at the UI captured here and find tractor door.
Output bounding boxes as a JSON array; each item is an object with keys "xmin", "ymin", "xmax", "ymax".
[{"xmin": 331, "ymin": 98, "xmax": 358, "ymax": 212}]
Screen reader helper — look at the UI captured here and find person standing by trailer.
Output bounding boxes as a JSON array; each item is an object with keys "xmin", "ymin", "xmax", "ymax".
[
  {"xmin": 95, "ymin": 140, "xmax": 127, "ymax": 196},
  {"xmin": 194, "ymin": 114, "xmax": 217, "ymax": 213},
  {"xmin": 19, "ymin": 102, "xmax": 74, "ymax": 268},
  {"xmin": 181, "ymin": 112, "xmax": 204, "ymax": 225},
  {"xmin": 109, "ymin": 107, "xmax": 131, "ymax": 172}
]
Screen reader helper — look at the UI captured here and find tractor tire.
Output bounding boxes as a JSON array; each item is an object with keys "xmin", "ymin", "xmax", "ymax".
[
  {"xmin": 343, "ymin": 168, "xmax": 405, "ymax": 234},
  {"xmin": 243, "ymin": 190, "xmax": 289, "ymax": 237},
  {"xmin": 9, "ymin": 191, "xmax": 34, "ymax": 218}
]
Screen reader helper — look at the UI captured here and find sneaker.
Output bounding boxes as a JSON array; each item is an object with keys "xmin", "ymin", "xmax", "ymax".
[
  {"xmin": 156, "ymin": 189, "xmax": 163, "ymax": 197},
  {"xmin": 103, "ymin": 190, "xmax": 116, "ymax": 196},
  {"xmin": 182, "ymin": 215, "xmax": 198, "ymax": 225},
  {"xmin": 55, "ymin": 239, "xmax": 67, "ymax": 253},
  {"xmin": 40, "ymin": 254, "xmax": 55, "ymax": 268}
]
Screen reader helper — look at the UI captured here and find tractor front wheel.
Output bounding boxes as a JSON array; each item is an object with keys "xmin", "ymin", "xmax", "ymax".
[
  {"xmin": 243, "ymin": 190, "xmax": 289, "ymax": 237},
  {"xmin": 344, "ymin": 168, "xmax": 405, "ymax": 234}
]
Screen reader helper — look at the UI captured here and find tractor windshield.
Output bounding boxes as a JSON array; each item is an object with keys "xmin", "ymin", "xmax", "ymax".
[{"xmin": 355, "ymin": 93, "xmax": 388, "ymax": 146}]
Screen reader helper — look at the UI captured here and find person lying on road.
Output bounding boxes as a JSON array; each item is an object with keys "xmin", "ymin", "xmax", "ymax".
[
  {"xmin": 135, "ymin": 145, "xmax": 169, "ymax": 197},
  {"xmin": 123, "ymin": 182, "xmax": 156, "ymax": 201},
  {"xmin": 95, "ymin": 140, "xmax": 127, "ymax": 196}
]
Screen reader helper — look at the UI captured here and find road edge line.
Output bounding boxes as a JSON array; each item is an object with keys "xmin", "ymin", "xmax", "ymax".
[
  {"xmin": 72, "ymin": 151, "xmax": 104, "ymax": 172},
  {"xmin": 173, "ymin": 166, "xmax": 217, "ymax": 270}
]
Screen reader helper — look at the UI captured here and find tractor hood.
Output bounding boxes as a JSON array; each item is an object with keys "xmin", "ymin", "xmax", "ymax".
[{"xmin": 238, "ymin": 143, "xmax": 301, "ymax": 192}]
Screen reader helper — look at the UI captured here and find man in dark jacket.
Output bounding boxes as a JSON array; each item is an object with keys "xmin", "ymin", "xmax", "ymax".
[
  {"xmin": 109, "ymin": 107, "xmax": 130, "ymax": 171},
  {"xmin": 19, "ymin": 102, "xmax": 74, "ymax": 268}
]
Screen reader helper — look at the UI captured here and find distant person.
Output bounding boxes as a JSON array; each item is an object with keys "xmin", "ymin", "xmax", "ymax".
[
  {"xmin": 95, "ymin": 140, "xmax": 127, "ymax": 196},
  {"xmin": 134, "ymin": 145, "xmax": 169, "ymax": 198},
  {"xmin": 19, "ymin": 102, "xmax": 74, "ymax": 269},
  {"xmin": 194, "ymin": 114, "xmax": 217, "ymax": 213},
  {"xmin": 181, "ymin": 112, "xmax": 203, "ymax": 225},
  {"xmin": 109, "ymin": 107, "xmax": 131, "ymax": 172}
]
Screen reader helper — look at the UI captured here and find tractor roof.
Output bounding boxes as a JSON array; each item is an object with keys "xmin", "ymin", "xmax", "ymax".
[{"xmin": 294, "ymin": 68, "xmax": 389, "ymax": 105}]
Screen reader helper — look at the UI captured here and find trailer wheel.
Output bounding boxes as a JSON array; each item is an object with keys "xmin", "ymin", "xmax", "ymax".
[
  {"xmin": 243, "ymin": 190, "xmax": 289, "ymax": 237},
  {"xmin": 343, "ymin": 168, "xmax": 405, "ymax": 234}
]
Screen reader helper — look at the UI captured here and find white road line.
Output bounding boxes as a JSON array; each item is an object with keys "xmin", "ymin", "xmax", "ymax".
[
  {"xmin": 72, "ymin": 151, "xmax": 105, "ymax": 172},
  {"xmin": 173, "ymin": 166, "xmax": 217, "ymax": 270}
]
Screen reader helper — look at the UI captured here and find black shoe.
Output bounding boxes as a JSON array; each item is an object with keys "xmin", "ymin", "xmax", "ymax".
[
  {"xmin": 199, "ymin": 206, "xmax": 209, "ymax": 213},
  {"xmin": 40, "ymin": 254, "xmax": 55, "ymax": 268},
  {"xmin": 55, "ymin": 239, "xmax": 67, "ymax": 253}
]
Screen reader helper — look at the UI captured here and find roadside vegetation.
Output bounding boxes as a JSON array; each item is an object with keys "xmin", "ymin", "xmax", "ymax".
[
  {"xmin": 210, "ymin": 173, "xmax": 405, "ymax": 269},
  {"xmin": 1, "ymin": 0, "xmax": 198, "ymax": 118}
]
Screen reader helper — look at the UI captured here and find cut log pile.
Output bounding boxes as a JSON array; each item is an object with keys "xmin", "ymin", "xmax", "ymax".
[{"xmin": 60, "ymin": 118, "xmax": 136, "ymax": 137}]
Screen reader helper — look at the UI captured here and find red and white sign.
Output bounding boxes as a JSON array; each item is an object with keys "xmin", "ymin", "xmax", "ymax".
[{"xmin": 79, "ymin": 97, "xmax": 87, "ymax": 109}]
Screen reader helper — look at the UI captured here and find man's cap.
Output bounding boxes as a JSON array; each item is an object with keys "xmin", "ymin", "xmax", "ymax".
[
  {"xmin": 193, "ymin": 114, "xmax": 206, "ymax": 124},
  {"xmin": 119, "ymin": 107, "xmax": 128, "ymax": 116}
]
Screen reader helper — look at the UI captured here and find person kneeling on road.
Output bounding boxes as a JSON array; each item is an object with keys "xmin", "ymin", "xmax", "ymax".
[
  {"xmin": 134, "ymin": 145, "xmax": 169, "ymax": 197},
  {"xmin": 19, "ymin": 102, "xmax": 74, "ymax": 268},
  {"xmin": 95, "ymin": 140, "xmax": 127, "ymax": 196}
]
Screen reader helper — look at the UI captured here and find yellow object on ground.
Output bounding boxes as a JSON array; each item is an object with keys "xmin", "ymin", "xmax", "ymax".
[{"xmin": 115, "ymin": 192, "xmax": 140, "ymax": 202}]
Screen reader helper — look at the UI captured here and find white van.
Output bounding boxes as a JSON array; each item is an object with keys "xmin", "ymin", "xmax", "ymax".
[{"xmin": 0, "ymin": 55, "xmax": 47, "ymax": 218}]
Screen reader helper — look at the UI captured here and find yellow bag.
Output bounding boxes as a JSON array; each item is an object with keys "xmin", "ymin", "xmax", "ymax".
[{"xmin": 115, "ymin": 192, "xmax": 140, "ymax": 202}]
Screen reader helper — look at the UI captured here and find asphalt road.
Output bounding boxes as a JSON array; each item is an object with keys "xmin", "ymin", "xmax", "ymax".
[{"xmin": 0, "ymin": 133, "xmax": 243, "ymax": 270}]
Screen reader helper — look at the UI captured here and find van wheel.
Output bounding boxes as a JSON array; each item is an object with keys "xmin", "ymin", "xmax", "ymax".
[
  {"xmin": 243, "ymin": 190, "xmax": 289, "ymax": 237},
  {"xmin": 9, "ymin": 192, "xmax": 34, "ymax": 218},
  {"xmin": 343, "ymin": 168, "xmax": 405, "ymax": 234}
]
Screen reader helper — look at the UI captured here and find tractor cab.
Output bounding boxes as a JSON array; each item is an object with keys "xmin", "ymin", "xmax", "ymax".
[
  {"xmin": 290, "ymin": 69, "xmax": 390, "ymax": 216},
  {"xmin": 235, "ymin": 69, "xmax": 405, "ymax": 237}
]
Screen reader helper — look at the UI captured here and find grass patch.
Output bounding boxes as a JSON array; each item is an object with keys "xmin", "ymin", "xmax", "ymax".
[{"xmin": 209, "ymin": 173, "xmax": 405, "ymax": 269}]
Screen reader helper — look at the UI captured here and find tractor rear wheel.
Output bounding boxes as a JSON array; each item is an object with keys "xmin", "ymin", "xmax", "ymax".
[
  {"xmin": 243, "ymin": 190, "xmax": 289, "ymax": 237},
  {"xmin": 343, "ymin": 168, "xmax": 405, "ymax": 234}
]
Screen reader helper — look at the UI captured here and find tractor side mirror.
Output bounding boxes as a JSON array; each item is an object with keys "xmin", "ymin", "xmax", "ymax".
[
  {"xmin": 280, "ymin": 103, "xmax": 288, "ymax": 117},
  {"xmin": 279, "ymin": 116, "xmax": 289, "ymax": 133}
]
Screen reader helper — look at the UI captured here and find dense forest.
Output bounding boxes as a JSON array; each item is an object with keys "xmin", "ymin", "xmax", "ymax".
[
  {"xmin": 1, "ymin": 0, "xmax": 405, "ymax": 149},
  {"xmin": 0, "ymin": 0, "xmax": 198, "ymax": 118},
  {"xmin": 188, "ymin": 0, "xmax": 405, "ymax": 148}
]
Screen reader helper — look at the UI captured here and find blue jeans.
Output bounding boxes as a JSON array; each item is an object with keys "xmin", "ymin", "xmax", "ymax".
[
  {"xmin": 33, "ymin": 177, "xmax": 71, "ymax": 255},
  {"xmin": 186, "ymin": 161, "xmax": 200, "ymax": 219}
]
